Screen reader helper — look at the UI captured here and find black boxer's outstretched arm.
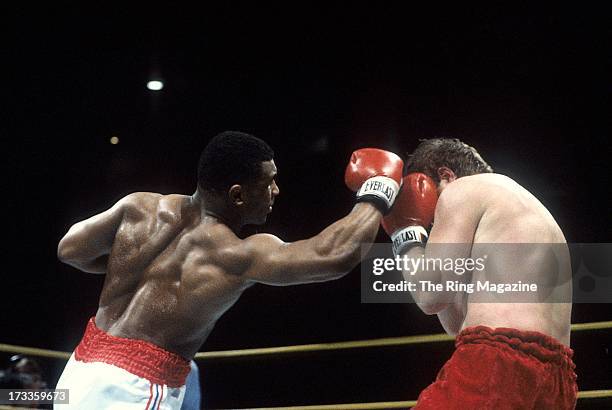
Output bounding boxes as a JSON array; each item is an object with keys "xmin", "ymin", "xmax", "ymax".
[
  {"xmin": 243, "ymin": 202, "xmax": 382, "ymax": 285},
  {"xmin": 57, "ymin": 194, "xmax": 136, "ymax": 273},
  {"xmin": 243, "ymin": 148, "xmax": 403, "ymax": 285}
]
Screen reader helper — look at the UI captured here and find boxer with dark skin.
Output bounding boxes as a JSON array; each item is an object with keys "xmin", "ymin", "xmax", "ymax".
[
  {"xmin": 57, "ymin": 131, "xmax": 403, "ymax": 361},
  {"xmin": 383, "ymin": 138, "xmax": 577, "ymax": 409}
]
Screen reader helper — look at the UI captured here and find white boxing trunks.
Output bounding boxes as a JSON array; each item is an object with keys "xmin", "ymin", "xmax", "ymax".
[{"xmin": 54, "ymin": 317, "xmax": 191, "ymax": 410}]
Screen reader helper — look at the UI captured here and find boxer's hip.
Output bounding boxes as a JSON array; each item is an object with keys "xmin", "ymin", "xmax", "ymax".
[
  {"xmin": 415, "ymin": 325, "xmax": 577, "ymax": 409},
  {"xmin": 456, "ymin": 325, "xmax": 576, "ymax": 370},
  {"xmin": 74, "ymin": 316, "xmax": 190, "ymax": 387}
]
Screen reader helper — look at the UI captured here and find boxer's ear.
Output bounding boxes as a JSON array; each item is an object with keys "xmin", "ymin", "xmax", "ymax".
[
  {"xmin": 228, "ymin": 185, "xmax": 244, "ymax": 206},
  {"xmin": 437, "ymin": 167, "xmax": 456, "ymax": 183}
]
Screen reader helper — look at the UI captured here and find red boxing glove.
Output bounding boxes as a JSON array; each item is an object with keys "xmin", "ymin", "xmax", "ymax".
[
  {"xmin": 345, "ymin": 148, "xmax": 404, "ymax": 213},
  {"xmin": 382, "ymin": 173, "xmax": 438, "ymax": 255}
]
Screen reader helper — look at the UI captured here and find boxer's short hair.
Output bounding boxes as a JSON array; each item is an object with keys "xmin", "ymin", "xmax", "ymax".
[
  {"xmin": 405, "ymin": 138, "xmax": 493, "ymax": 182},
  {"xmin": 198, "ymin": 131, "xmax": 274, "ymax": 192}
]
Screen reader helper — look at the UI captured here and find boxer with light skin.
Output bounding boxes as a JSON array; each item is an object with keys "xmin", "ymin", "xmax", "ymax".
[
  {"xmin": 383, "ymin": 138, "xmax": 577, "ymax": 409},
  {"xmin": 55, "ymin": 131, "xmax": 403, "ymax": 409}
]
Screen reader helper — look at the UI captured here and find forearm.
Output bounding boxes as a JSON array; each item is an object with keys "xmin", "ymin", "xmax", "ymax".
[
  {"xmin": 252, "ymin": 149, "xmax": 402, "ymax": 286},
  {"xmin": 63, "ymin": 254, "xmax": 109, "ymax": 274},
  {"xmin": 247, "ymin": 203, "xmax": 384, "ymax": 286},
  {"xmin": 57, "ymin": 211, "xmax": 120, "ymax": 271},
  {"xmin": 401, "ymin": 245, "xmax": 457, "ymax": 314},
  {"xmin": 57, "ymin": 223, "xmax": 104, "ymax": 263},
  {"xmin": 311, "ymin": 202, "xmax": 382, "ymax": 276},
  {"xmin": 57, "ymin": 223, "xmax": 108, "ymax": 272}
]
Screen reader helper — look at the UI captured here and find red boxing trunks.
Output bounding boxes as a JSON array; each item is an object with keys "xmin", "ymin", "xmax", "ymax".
[{"xmin": 414, "ymin": 326, "xmax": 578, "ymax": 410}]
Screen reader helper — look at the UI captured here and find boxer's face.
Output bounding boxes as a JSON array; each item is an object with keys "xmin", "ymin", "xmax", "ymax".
[{"xmin": 241, "ymin": 160, "xmax": 279, "ymax": 225}]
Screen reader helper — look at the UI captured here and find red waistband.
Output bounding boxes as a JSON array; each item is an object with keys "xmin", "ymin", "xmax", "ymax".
[
  {"xmin": 457, "ymin": 326, "xmax": 575, "ymax": 371},
  {"xmin": 74, "ymin": 317, "xmax": 190, "ymax": 387}
]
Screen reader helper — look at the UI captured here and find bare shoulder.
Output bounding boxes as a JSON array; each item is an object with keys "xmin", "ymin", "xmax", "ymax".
[
  {"xmin": 117, "ymin": 192, "xmax": 163, "ymax": 220},
  {"xmin": 184, "ymin": 222, "xmax": 254, "ymax": 276},
  {"xmin": 450, "ymin": 173, "xmax": 514, "ymax": 189},
  {"xmin": 242, "ymin": 233, "xmax": 285, "ymax": 250},
  {"xmin": 119, "ymin": 192, "xmax": 162, "ymax": 205},
  {"xmin": 461, "ymin": 173, "xmax": 520, "ymax": 189},
  {"xmin": 435, "ymin": 174, "xmax": 517, "ymax": 220},
  {"xmin": 436, "ymin": 176, "xmax": 479, "ymax": 207},
  {"xmin": 231, "ymin": 233, "xmax": 285, "ymax": 264},
  {"xmin": 216, "ymin": 233, "xmax": 286, "ymax": 279},
  {"xmin": 441, "ymin": 174, "xmax": 516, "ymax": 203}
]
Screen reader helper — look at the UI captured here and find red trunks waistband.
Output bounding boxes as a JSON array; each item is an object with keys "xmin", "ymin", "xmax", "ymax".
[
  {"xmin": 457, "ymin": 326, "xmax": 576, "ymax": 374},
  {"xmin": 74, "ymin": 317, "xmax": 190, "ymax": 387}
]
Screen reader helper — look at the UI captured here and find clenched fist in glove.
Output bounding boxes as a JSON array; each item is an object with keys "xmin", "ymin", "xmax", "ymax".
[
  {"xmin": 345, "ymin": 148, "xmax": 404, "ymax": 214},
  {"xmin": 382, "ymin": 173, "xmax": 438, "ymax": 256}
]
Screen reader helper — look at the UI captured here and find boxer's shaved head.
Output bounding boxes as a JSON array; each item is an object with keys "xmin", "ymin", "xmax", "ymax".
[
  {"xmin": 405, "ymin": 138, "xmax": 493, "ymax": 183},
  {"xmin": 198, "ymin": 131, "xmax": 275, "ymax": 193}
]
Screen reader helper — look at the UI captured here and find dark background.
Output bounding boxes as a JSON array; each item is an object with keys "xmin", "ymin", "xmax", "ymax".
[{"xmin": 4, "ymin": 5, "xmax": 611, "ymax": 409}]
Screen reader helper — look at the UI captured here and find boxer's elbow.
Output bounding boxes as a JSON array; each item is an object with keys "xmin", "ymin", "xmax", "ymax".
[
  {"xmin": 310, "ymin": 255, "xmax": 356, "ymax": 282},
  {"xmin": 57, "ymin": 236, "xmax": 77, "ymax": 264},
  {"xmin": 418, "ymin": 302, "xmax": 449, "ymax": 315},
  {"xmin": 315, "ymin": 243, "xmax": 361, "ymax": 280},
  {"xmin": 58, "ymin": 245, "xmax": 106, "ymax": 274},
  {"xmin": 57, "ymin": 234, "xmax": 98, "ymax": 272},
  {"xmin": 336, "ymin": 245, "xmax": 363, "ymax": 273},
  {"xmin": 413, "ymin": 292, "xmax": 450, "ymax": 315},
  {"xmin": 57, "ymin": 223, "xmax": 84, "ymax": 261},
  {"xmin": 329, "ymin": 253, "xmax": 359, "ymax": 278},
  {"xmin": 57, "ymin": 244, "xmax": 86, "ymax": 271}
]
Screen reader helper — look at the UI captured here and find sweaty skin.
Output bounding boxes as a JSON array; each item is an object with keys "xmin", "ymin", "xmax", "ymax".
[
  {"xmin": 58, "ymin": 161, "xmax": 382, "ymax": 359},
  {"xmin": 405, "ymin": 173, "xmax": 572, "ymax": 345}
]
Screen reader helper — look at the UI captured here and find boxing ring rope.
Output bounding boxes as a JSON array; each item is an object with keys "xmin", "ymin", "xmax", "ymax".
[
  {"xmin": 194, "ymin": 320, "xmax": 612, "ymax": 360},
  {"xmin": 3, "ymin": 321, "xmax": 609, "ymax": 360},
  {"xmin": 230, "ymin": 390, "xmax": 612, "ymax": 410},
  {"xmin": 1, "ymin": 320, "xmax": 610, "ymax": 408}
]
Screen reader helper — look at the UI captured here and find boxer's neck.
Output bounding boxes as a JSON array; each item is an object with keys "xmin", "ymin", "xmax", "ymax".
[{"xmin": 191, "ymin": 190, "xmax": 243, "ymax": 233}]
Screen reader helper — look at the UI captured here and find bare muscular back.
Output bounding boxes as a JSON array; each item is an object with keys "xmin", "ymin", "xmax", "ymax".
[
  {"xmin": 57, "ymin": 154, "xmax": 388, "ymax": 360},
  {"xmin": 448, "ymin": 174, "xmax": 572, "ymax": 345},
  {"xmin": 95, "ymin": 193, "xmax": 252, "ymax": 359},
  {"xmin": 55, "ymin": 188, "xmax": 383, "ymax": 359}
]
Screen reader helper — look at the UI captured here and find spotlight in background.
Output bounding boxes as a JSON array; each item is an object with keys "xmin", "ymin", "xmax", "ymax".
[{"xmin": 147, "ymin": 80, "xmax": 164, "ymax": 91}]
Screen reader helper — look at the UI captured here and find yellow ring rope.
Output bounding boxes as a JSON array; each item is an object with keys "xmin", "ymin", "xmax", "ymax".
[
  {"xmin": 0, "ymin": 391, "xmax": 610, "ymax": 410},
  {"xmin": 223, "ymin": 389, "xmax": 612, "ymax": 409},
  {"xmin": 196, "ymin": 319, "xmax": 612, "ymax": 359},
  {"xmin": 0, "ymin": 321, "xmax": 610, "ymax": 408},
  {"xmin": 0, "ymin": 344, "xmax": 70, "ymax": 360},
  {"xmin": 0, "ymin": 321, "xmax": 610, "ymax": 360},
  {"xmin": 233, "ymin": 400, "xmax": 418, "ymax": 409},
  {"xmin": 224, "ymin": 390, "xmax": 612, "ymax": 409}
]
